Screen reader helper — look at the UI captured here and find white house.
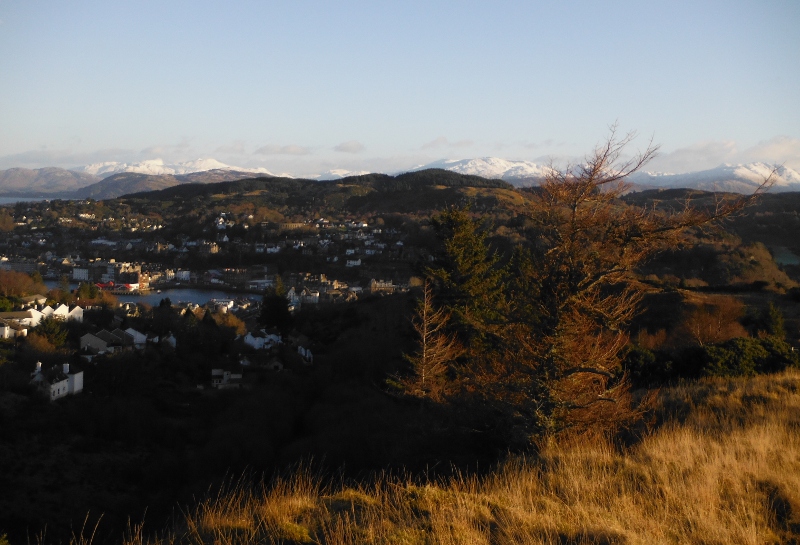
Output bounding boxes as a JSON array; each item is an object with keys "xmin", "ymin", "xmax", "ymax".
[
  {"xmin": 68, "ymin": 306, "xmax": 84, "ymax": 322},
  {"xmin": 345, "ymin": 259, "xmax": 361, "ymax": 267},
  {"xmin": 51, "ymin": 304, "xmax": 70, "ymax": 320},
  {"xmin": 0, "ymin": 321, "xmax": 11, "ymax": 339},
  {"xmin": 20, "ymin": 294, "xmax": 47, "ymax": 308},
  {"xmin": 0, "ymin": 319, "xmax": 27, "ymax": 339},
  {"xmin": 298, "ymin": 346, "xmax": 313, "ymax": 364},
  {"xmin": 30, "ymin": 362, "xmax": 84, "ymax": 401},
  {"xmin": 243, "ymin": 331, "xmax": 282, "ymax": 350},
  {"xmin": 286, "ymin": 287, "xmax": 301, "ymax": 307},
  {"xmin": 124, "ymin": 328, "xmax": 148, "ymax": 349},
  {"xmin": 162, "ymin": 332, "xmax": 177, "ymax": 348},
  {"xmin": 211, "ymin": 368, "xmax": 243, "ymax": 389},
  {"xmin": 0, "ymin": 309, "xmax": 43, "ymax": 328}
]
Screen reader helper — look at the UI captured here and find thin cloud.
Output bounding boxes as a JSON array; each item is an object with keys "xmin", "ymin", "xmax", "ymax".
[
  {"xmin": 523, "ymin": 139, "xmax": 556, "ymax": 150},
  {"xmin": 421, "ymin": 137, "xmax": 474, "ymax": 150},
  {"xmin": 253, "ymin": 144, "xmax": 311, "ymax": 156},
  {"xmin": 334, "ymin": 140, "xmax": 365, "ymax": 153},
  {"xmin": 740, "ymin": 136, "xmax": 800, "ymax": 169},
  {"xmin": 421, "ymin": 137, "xmax": 449, "ymax": 150},
  {"xmin": 648, "ymin": 137, "xmax": 800, "ymax": 173},
  {"xmin": 215, "ymin": 141, "xmax": 246, "ymax": 155},
  {"xmin": 0, "ymin": 147, "xmax": 137, "ymax": 169},
  {"xmin": 140, "ymin": 138, "xmax": 192, "ymax": 158}
]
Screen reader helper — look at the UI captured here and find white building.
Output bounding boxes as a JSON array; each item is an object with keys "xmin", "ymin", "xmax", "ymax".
[
  {"xmin": 20, "ymin": 294, "xmax": 47, "ymax": 308},
  {"xmin": 298, "ymin": 346, "xmax": 313, "ymax": 364},
  {"xmin": 42, "ymin": 304, "xmax": 84, "ymax": 323},
  {"xmin": 73, "ymin": 267, "xmax": 90, "ymax": 281},
  {"xmin": 30, "ymin": 362, "xmax": 84, "ymax": 401},
  {"xmin": 243, "ymin": 331, "xmax": 282, "ymax": 350},
  {"xmin": 211, "ymin": 369, "xmax": 243, "ymax": 389},
  {"xmin": 0, "ymin": 319, "xmax": 27, "ymax": 339},
  {"xmin": 0, "ymin": 309, "xmax": 44, "ymax": 328},
  {"xmin": 124, "ymin": 328, "xmax": 148, "ymax": 349}
]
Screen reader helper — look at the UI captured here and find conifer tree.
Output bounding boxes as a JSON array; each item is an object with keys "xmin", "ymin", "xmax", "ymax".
[{"xmin": 427, "ymin": 207, "xmax": 507, "ymax": 343}]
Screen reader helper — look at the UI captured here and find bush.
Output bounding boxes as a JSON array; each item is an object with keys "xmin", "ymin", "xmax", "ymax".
[
  {"xmin": 623, "ymin": 346, "xmax": 674, "ymax": 387},
  {"xmin": 758, "ymin": 336, "xmax": 800, "ymax": 373},
  {"xmin": 701, "ymin": 338, "xmax": 767, "ymax": 377},
  {"xmin": 681, "ymin": 337, "xmax": 799, "ymax": 378}
]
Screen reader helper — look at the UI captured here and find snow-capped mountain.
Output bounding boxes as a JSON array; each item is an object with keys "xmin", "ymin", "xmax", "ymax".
[
  {"xmin": 630, "ymin": 163, "xmax": 800, "ymax": 193},
  {"xmin": 75, "ymin": 158, "xmax": 275, "ymax": 178},
  {"xmin": 413, "ymin": 157, "xmax": 800, "ymax": 193},
  {"xmin": 315, "ymin": 169, "xmax": 372, "ymax": 181},
  {"xmin": 414, "ymin": 157, "xmax": 552, "ymax": 184}
]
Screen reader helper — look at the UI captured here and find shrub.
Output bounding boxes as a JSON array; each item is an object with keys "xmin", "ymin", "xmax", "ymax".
[
  {"xmin": 701, "ymin": 338, "xmax": 767, "ymax": 377},
  {"xmin": 623, "ymin": 346, "xmax": 674, "ymax": 387},
  {"xmin": 685, "ymin": 337, "xmax": 799, "ymax": 378},
  {"xmin": 758, "ymin": 336, "xmax": 800, "ymax": 373}
]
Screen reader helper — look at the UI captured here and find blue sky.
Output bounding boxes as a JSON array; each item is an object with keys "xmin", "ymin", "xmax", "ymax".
[{"xmin": 1, "ymin": 0, "xmax": 798, "ymax": 175}]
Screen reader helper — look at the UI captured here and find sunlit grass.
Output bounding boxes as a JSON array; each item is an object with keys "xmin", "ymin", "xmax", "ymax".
[{"xmin": 111, "ymin": 370, "xmax": 800, "ymax": 545}]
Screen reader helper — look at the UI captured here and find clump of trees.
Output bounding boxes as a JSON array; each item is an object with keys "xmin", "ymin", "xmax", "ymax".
[
  {"xmin": 0, "ymin": 270, "xmax": 46, "ymax": 298},
  {"xmin": 398, "ymin": 130, "xmax": 775, "ymax": 444}
]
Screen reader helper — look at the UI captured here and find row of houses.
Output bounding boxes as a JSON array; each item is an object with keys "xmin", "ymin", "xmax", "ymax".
[
  {"xmin": 80, "ymin": 327, "xmax": 176, "ymax": 356},
  {"xmin": 0, "ymin": 300, "xmax": 84, "ymax": 339}
]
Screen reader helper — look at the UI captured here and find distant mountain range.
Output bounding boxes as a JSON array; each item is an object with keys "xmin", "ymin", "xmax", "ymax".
[
  {"xmin": 0, "ymin": 167, "xmax": 99, "ymax": 195},
  {"xmin": 0, "ymin": 157, "xmax": 798, "ymax": 200},
  {"xmin": 629, "ymin": 163, "xmax": 800, "ymax": 193},
  {"xmin": 75, "ymin": 158, "xmax": 276, "ymax": 178},
  {"xmin": 413, "ymin": 157, "xmax": 554, "ymax": 184},
  {"xmin": 413, "ymin": 158, "xmax": 800, "ymax": 193}
]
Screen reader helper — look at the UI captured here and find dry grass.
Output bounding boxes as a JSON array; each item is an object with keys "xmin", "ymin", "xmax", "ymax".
[{"xmin": 122, "ymin": 371, "xmax": 800, "ymax": 545}]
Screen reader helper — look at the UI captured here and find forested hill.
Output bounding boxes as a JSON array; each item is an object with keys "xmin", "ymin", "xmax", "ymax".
[{"xmin": 125, "ymin": 169, "xmax": 511, "ymax": 201}]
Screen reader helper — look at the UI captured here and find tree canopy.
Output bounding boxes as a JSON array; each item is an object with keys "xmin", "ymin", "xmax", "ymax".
[{"xmin": 401, "ymin": 129, "xmax": 774, "ymax": 444}]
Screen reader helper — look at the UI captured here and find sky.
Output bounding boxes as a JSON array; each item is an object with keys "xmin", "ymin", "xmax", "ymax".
[{"xmin": 0, "ymin": 0, "xmax": 798, "ymax": 176}]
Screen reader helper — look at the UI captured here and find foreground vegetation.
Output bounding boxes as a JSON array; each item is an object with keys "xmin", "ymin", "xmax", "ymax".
[{"xmin": 100, "ymin": 370, "xmax": 800, "ymax": 545}]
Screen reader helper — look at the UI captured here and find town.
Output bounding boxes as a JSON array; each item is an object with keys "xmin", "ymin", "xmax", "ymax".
[{"xmin": 0, "ymin": 193, "xmax": 429, "ymax": 394}]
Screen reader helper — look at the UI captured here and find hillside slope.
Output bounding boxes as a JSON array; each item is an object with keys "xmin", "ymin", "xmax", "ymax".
[{"xmin": 110, "ymin": 371, "xmax": 800, "ymax": 545}]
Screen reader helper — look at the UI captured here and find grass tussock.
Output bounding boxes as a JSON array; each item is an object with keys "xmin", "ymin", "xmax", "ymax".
[{"xmin": 124, "ymin": 371, "xmax": 800, "ymax": 545}]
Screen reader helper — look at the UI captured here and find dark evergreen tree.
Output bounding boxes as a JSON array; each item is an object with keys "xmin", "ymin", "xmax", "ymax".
[{"xmin": 259, "ymin": 288, "xmax": 292, "ymax": 332}]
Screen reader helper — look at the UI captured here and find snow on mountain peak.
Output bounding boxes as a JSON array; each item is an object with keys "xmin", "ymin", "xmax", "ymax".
[
  {"xmin": 315, "ymin": 169, "xmax": 372, "ymax": 181},
  {"xmin": 75, "ymin": 159, "xmax": 275, "ymax": 178},
  {"xmin": 65, "ymin": 157, "xmax": 800, "ymax": 194},
  {"xmin": 630, "ymin": 162, "xmax": 800, "ymax": 193},
  {"xmin": 414, "ymin": 157, "xmax": 553, "ymax": 182}
]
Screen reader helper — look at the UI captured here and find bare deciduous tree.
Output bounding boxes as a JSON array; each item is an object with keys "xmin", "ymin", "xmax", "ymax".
[
  {"xmin": 400, "ymin": 280, "xmax": 463, "ymax": 402},
  {"xmin": 678, "ymin": 296, "xmax": 748, "ymax": 347}
]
